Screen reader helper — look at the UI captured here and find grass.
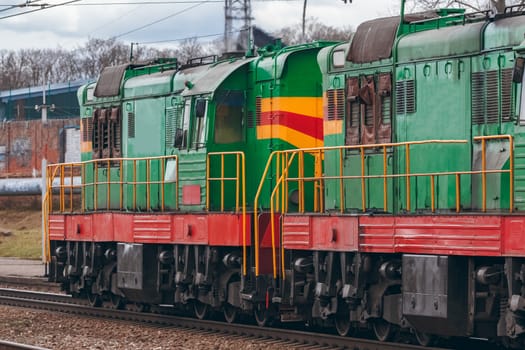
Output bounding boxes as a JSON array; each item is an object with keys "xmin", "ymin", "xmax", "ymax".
[{"xmin": 0, "ymin": 209, "xmax": 42, "ymax": 260}]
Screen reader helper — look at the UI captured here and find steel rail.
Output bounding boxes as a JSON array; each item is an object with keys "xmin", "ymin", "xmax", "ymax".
[{"xmin": 0, "ymin": 288, "xmax": 451, "ymax": 350}]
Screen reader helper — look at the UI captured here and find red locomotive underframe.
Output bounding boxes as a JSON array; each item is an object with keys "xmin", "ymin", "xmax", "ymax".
[
  {"xmin": 49, "ymin": 213, "xmax": 252, "ymax": 246},
  {"xmin": 49, "ymin": 213, "xmax": 525, "ymax": 256}
]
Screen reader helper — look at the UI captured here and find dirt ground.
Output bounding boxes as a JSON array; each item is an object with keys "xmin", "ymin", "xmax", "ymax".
[{"xmin": 0, "ymin": 196, "xmax": 42, "ymax": 259}]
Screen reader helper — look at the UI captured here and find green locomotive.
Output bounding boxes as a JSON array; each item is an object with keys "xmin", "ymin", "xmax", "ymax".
[{"xmin": 45, "ymin": 4, "xmax": 525, "ymax": 348}]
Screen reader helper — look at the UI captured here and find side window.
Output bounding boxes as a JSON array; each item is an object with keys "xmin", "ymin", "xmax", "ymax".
[
  {"xmin": 192, "ymin": 98, "xmax": 207, "ymax": 149},
  {"xmin": 175, "ymin": 99, "xmax": 191, "ymax": 149},
  {"xmin": 214, "ymin": 91, "xmax": 244, "ymax": 144}
]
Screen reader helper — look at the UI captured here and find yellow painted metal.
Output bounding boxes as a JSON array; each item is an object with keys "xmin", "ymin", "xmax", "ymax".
[
  {"xmin": 360, "ymin": 148, "xmax": 366, "ymax": 212},
  {"xmin": 383, "ymin": 146, "xmax": 388, "ymax": 212},
  {"xmin": 206, "ymin": 152, "xmax": 247, "ymax": 275},
  {"xmin": 339, "ymin": 149, "xmax": 344, "ymax": 214},
  {"xmin": 45, "ymin": 155, "xmax": 178, "ymax": 214},
  {"xmin": 456, "ymin": 174, "xmax": 461, "ymax": 213},
  {"xmin": 269, "ymin": 153, "xmax": 296, "ymax": 280},
  {"xmin": 406, "ymin": 144, "xmax": 411, "ymax": 212},
  {"xmin": 431, "ymin": 175, "xmax": 435, "ymax": 212},
  {"xmin": 473, "ymin": 135, "xmax": 514, "ymax": 213}
]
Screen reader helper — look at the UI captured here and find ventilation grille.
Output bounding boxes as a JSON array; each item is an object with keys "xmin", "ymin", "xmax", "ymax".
[
  {"xmin": 395, "ymin": 80, "xmax": 415, "ymax": 115},
  {"xmin": 382, "ymin": 96, "xmax": 392, "ymax": 124},
  {"xmin": 128, "ymin": 112, "xmax": 135, "ymax": 138},
  {"xmin": 255, "ymin": 96, "xmax": 262, "ymax": 126},
  {"xmin": 501, "ymin": 68, "xmax": 513, "ymax": 122},
  {"xmin": 247, "ymin": 111, "xmax": 255, "ymax": 128},
  {"xmin": 82, "ymin": 117, "xmax": 93, "ymax": 143},
  {"xmin": 165, "ymin": 107, "xmax": 176, "ymax": 148},
  {"xmin": 327, "ymin": 89, "xmax": 345, "ymax": 120},
  {"xmin": 472, "ymin": 70, "xmax": 500, "ymax": 125}
]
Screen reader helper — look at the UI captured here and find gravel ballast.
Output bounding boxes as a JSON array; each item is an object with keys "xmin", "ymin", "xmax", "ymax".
[{"xmin": 0, "ymin": 305, "xmax": 283, "ymax": 350}]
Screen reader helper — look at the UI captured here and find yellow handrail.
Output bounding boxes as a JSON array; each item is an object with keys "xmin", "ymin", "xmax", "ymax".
[
  {"xmin": 473, "ymin": 135, "xmax": 514, "ymax": 213},
  {"xmin": 46, "ymin": 155, "xmax": 179, "ymax": 214},
  {"xmin": 206, "ymin": 151, "xmax": 247, "ymax": 275},
  {"xmin": 267, "ymin": 137, "xmax": 514, "ymax": 216}
]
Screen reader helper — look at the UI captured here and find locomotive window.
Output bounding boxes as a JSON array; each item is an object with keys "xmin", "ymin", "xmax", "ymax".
[
  {"xmin": 192, "ymin": 98, "xmax": 207, "ymax": 149},
  {"xmin": 175, "ymin": 99, "xmax": 190, "ymax": 148},
  {"xmin": 333, "ymin": 50, "xmax": 345, "ymax": 68},
  {"xmin": 214, "ymin": 91, "xmax": 244, "ymax": 144}
]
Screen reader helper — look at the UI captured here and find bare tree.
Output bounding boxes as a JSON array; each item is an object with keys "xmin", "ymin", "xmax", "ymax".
[
  {"xmin": 405, "ymin": 0, "xmax": 524, "ymax": 12},
  {"xmin": 274, "ymin": 17, "xmax": 352, "ymax": 46}
]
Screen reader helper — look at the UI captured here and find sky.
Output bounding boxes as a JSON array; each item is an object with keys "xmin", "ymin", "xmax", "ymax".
[{"xmin": 0, "ymin": 0, "xmax": 397, "ymax": 51}]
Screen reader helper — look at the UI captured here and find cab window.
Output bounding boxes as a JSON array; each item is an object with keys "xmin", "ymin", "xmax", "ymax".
[{"xmin": 214, "ymin": 91, "xmax": 244, "ymax": 144}]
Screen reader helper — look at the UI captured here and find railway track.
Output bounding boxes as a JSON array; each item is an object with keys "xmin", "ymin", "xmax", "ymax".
[{"xmin": 0, "ymin": 288, "xmax": 499, "ymax": 350}]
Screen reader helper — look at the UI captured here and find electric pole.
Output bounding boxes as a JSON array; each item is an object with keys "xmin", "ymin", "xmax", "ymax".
[{"xmin": 224, "ymin": 0, "xmax": 252, "ymax": 52}]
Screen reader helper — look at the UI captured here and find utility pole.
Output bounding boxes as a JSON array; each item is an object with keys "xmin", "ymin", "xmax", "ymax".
[
  {"xmin": 35, "ymin": 81, "xmax": 54, "ymax": 124},
  {"xmin": 224, "ymin": 0, "xmax": 252, "ymax": 52}
]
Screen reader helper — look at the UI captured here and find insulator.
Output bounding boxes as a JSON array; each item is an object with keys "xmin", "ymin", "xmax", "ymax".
[
  {"xmin": 55, "ymin": 246, "xmax": 67, "ymax": 261},
  {"xmin": 476, "ymin": 266, "xmax": 501, "ymax": 285},
  {"xmin": 222, "ymin": 253, "xmax": 241, "ymax": 268},
  {"xmin": 158, "ymin": 250, "xmax": 174, "ymax": 265},
  {"xmin": 294, "ymin": 257, "xmax": 313, "ymax": 274}
]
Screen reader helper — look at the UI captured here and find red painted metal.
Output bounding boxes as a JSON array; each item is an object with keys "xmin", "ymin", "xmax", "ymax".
[
  {"xmin": 174, "ymin": 215, "xmax": 208, "ymax": 244},
  {"xmin": 133, "ymin": 215, "xmax": 172, "ymax": 243},
  {"xmin": 182, "ymin": 185, "xmax": 201, "ymax": 205},
  {"xmin": 502, "ymin": 217, "xmax": 525, "ymax": 256},
  {"xmin": 282, "ymin": 215, "xmax": 359, "ymax": 251},
  {"xmin": 208, "ymin": 213, "xmax": 251, "ymax": 246},
  {"xmin": 48, "ymin": 215, "xmax": 65, "ymax": 240}
]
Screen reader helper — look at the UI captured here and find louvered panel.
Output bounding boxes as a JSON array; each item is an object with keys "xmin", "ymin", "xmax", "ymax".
[
  {"xmin": 471, "ymin": 72, "xmax": 485, "ymax": 125},
  {"xmin": 405, "ymin": 80, "xmax": 416, "ymax": 114},
  {"xmin": 255, "ymin": 96, "xmax": 262, "ymax": 126},
  {"xmin": 486, "ymin": 71, "xmax": 499, "ymax": 124},
  {"xmin": 501, "ymin": 68, "xmax": 513, "ymax": 122},
  {"xmin": 165, "ymin": 107, "xmax": 176, "ymax": 148},
  {"xmin": 247, "ymin": 110, "xmax": 255, "ymax": 128},
  {"xmin": 327, "ymin": 89, "xmax": 344, "ymax": 120},
  {"xmin": 382, "ymin": 96, "xmax": 391, "ymax": 124},
  {"xmin": 128, "ymin": 112, "xmax": 135, "ymax": 138},
  {"xmin": 82, "ymin": 117, "xmax": 93, "ymax": 143},
  {"xmin": 396, "ymin": 80, "xmax": 415, "ymax": 114},
  {"xmin": 364, "ymin": 103, "xmax": 374, "ymax": 126}
]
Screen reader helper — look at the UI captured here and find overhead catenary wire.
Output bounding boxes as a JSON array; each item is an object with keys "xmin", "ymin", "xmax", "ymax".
[
  {"xmin": 0, "ymin": 0, "xmax": 82, "ymax": 20},
  {"xmin": 114, "ymin": 1, "xmax": 208, "ymax": 38}
]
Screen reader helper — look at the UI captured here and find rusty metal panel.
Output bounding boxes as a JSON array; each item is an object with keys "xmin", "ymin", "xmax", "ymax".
[
  {"xmin": 94, "ymin": 64, "xmax": 130, "ymax": 97},
  {"xmin": 347, "ymin": 17, "xmax": 399, "ymax": 64}
]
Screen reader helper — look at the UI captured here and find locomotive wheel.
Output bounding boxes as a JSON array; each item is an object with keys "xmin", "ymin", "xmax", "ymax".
[
  {"xmin": 134, "ymin": 302, "xmax": 150, "ymax": 313},
  {"xmin": 372, "ymin": 318, "xmax": 393, "ymax": 342},
  {"xmin": 414, "ymin": 330, "xmax": 435, "ymax": 347},
  {"xmin": 110, "ymin": 294, "xmax": 125, "ymax": 310},
  {"xmin": 194, "ymin": 300, "xmax": 210, "ymax": 320},
  {"xmin": 334, "ymin": 312, "xmax": 353, "ymax": 337},
  {"xmin": 254, "ymin": 303, "xmax": 270, "ymax": 327},
  {"xmin": 87, "ymin": 292, "xmax": 102, "ymax": 307},
  {"xmin": 223, "ymin": 303, "xmax": 239, "ymax": 324}
]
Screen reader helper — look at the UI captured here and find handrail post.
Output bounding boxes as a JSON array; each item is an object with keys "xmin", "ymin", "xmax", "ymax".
[
  {"xmin": 206, "ymin": 155, "xmax": 210, "ymax": 211},
  {"xmin": 339, "ymin": 148, "xmax": 345, "ymax": 213},
  {"xmin": 107, "ymin": 159, "xmax": 111, "ymax": 209},
  {"xmin": 456, "ymin": 173, "xmax": 461, "ymax": 213},
  {"xmin": 383, "ymin": 145, "xmax": 388, "ymax": 212},
  {"xmin": 481, "ymin": 138, "xmax": 486, "ymax": 212},
  {"xmin": 406, "ymin": 144, "xmax": 411, "ymax": 212},
  {"xmin": 161, "ymin": 157, "xmax": 165, "ymax": 212},
  {"xmin": 508, "ymin": 135, "xmax": 514, "ymax": 213},
  {"xmin": 120, "ymin": 159, "xmax": 124, "ymax": 210},
  {"xmin": 360, "ymin": 147, "xmax": 366, "ymax": 212}
]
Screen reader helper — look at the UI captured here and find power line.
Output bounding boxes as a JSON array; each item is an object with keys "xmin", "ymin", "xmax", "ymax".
[
  {"xmin": 0, "ymin": 0, "xmax": 82, "ymax": 20},
  {"xmin": 0, "ymin": 0, "xmax": 44, "ymax": 13},
  {"xmin": 114, "ymin": 1, "xmax": 207, "ymax": 38}
]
